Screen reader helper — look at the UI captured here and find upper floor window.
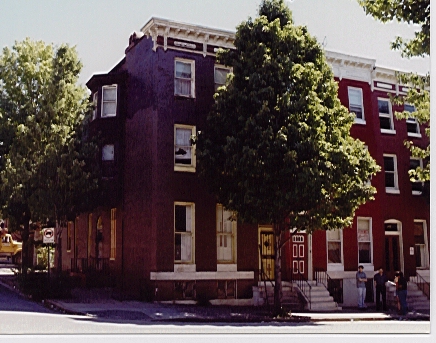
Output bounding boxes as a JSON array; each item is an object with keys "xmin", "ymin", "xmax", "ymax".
[
  {"xmin": 216, "ymin": 204, "xmax": 236, "ymax": 263},
  {"xmin": 383, "ymin": 154, "xmax": 399, "ymax": 193},
  {"xmin": 92, "ymin": 92, "xmax": 98, "ymax": 121},
  {"xmin": 174, "ymin": 124, "xmax": 196, "ymax": 172},
  {"xmin": 348, "ymin": 87, "xmax": 365, "ymax": 123},
  {"xmin": 404, "ymin": 104, "xmax": 421, "ymax": 137},
  {"xmin": 175, "ymin": 202, "xmax": 195, "ymax": 263},
  {"xmin": 175, "ymin": 59, "xmax": 195, "ymax": 98},
  {"xmin": 214, "ymin": 65, "xmax": 231, "ymax": 91},
  {"xmin": 378, "ymin": 98, "xmax": 395, "ymax": 134},
  {"xmin": 410, "ymin": 158, "xmax": 423, "ymax": 195},
  {"xmin": 102, "ymin": 144, "xmax": 115, "ymax": 177},
  {"xmin": 102, "ymin": 85, "xmax": 117, "ymax": 118}
]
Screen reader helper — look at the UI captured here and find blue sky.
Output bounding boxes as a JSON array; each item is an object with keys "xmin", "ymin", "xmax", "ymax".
[{"xmin": 0, "ymin": 0, "xmax": 429, "ymax": 85}]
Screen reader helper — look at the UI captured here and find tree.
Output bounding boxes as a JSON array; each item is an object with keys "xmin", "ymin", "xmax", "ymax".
[
  {"xmin": 0, "ymin": 38, "xmax": 100, "ymax": 273},
  {"xmin": 358, "ymin": 0, "xmax": 430, "ymax": 183},
  {"xmin": 197, "ymin": 0, "xmax": 379, "ymax": 315}
]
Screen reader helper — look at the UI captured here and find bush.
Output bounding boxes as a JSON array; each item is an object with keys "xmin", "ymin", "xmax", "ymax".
[{"xmin": 17, "ymin": 271, "xmax": 73, "ymax": 300}]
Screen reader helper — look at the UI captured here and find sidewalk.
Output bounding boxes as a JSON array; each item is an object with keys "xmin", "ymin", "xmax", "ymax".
[{"xmin": 0, "ymin": 274, "xmax": 429, "ymax": 323}]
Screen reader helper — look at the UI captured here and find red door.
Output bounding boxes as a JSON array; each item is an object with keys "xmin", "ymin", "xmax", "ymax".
[{"xmin": 290, "ymin": 234, "xmax": 308, "ymax": 280}]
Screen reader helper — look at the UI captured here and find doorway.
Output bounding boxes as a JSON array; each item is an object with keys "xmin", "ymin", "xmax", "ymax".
[
  {"xmin": 290, "ymin": 234, "xmax": 308, "ymax": 280},
  {"xmin": 259, "ymin": 228, "xmax": 274, "ymax": 281},
  {"xmin": 384, "ymin": 221, "xmax": 402, "ymax": 280}
]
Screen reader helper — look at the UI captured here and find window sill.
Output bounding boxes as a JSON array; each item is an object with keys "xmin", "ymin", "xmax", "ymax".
[
  {"xmin": 386, "ymin": 188, "xmax": 400, "ymax": 194},
  {"xmin": 353, "ymin": 119, "xmax": 366, "ymax": 125},
  {"xmin": 412, "ymin": 191, "xmax": 423, "ymax": 196},
  {"xmin": 101, "ymin": 114, "xmax": 117, "ymax": 118},
  {"xmin": 175, "ymin": 94, "xmax": 195, "ymax": 99},
  {"xmin": 380, "ymin": 129, "xmax": 396, "ymax": 135},
  {"xmin": 174, "ymin": 165, "xmax": 196, "ymax": 173},
  {"xmin": 407, "ymin": 133, "xmax": 422, "ymax": 138},
  {"xmin": 327, "ymin": 264, "xmax": 344, "ymax": 272}
]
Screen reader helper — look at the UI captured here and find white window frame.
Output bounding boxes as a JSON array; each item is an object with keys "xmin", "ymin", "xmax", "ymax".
[
  {"xmin": 348, "ymin": 87, "xmax": 365, "ymax": 124},
  {"xmin": 214, "ymin": 65, "xmax": 231, "ymax": 92},
  {"xmin": 414, "ymin": 220, "xmax": 429, "ymax": 269},
  {"xmin": 216, "ymin": 204, "xmax": 237, "ymax": 264},
  {"xmin": 357, "ymin": 217, "xmax": 373, "ymax": 267},
  {"xmin": 378, "ymin": 98, "xmax": 396, "ymax": 134},
  {"xmin": 174, "ymin": 202, "xmax": 195, "ymax": 264},
  {"xmin": 174, "ymin": 58, "xmax": 195, "ymax": 98},
  {"xmin": 383, "ymin": 154, "xmax": 400, "ymax": 194},
  {"xmin": 326, "ymin": 229, "xmax": 344, "ymax": 271},
  {"xmin": 101, "ymin": 85, "xmax": 117, "ymax": 118},
  {"xmin": 174, "ymin": 124, "xmax": 196, "ymax": 172},
  {"xmin": 410, "ymin": 157, "xmax": 424, "ymax": 195},
  {"xmin": 92, "ymin": 92, "xmax": 98, "ymax": 121},
  {"xmin": 404, "ymin": 104, "xmax": 421, "ymax": 138}
]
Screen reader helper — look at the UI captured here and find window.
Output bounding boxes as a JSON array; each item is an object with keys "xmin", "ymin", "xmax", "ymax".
[
  {"xmin": 175, "ymin": 59, "xmax": 195, "ymax": 97},
  {"xmin": 357, "ymin": 218, "xmax": 372, "ymax": 264},
  {"xmin": 102, "ymin": 144, "xmax": 115, "ymax": 177},
  {"xmin": 174, "ymin": 203, "xmax": 195, "ymax": 263},
  {"xmin": 92, "ymin": 92, "xmax": 98, "ymax": 121},
  {"xmin": 174, "ymin": 125, "xmax": 196, "ymax": 172},
  {"xmin": 67, "ymin": 221, "xmax": 73, "ymax": 252},
  {"xmin": 410, "ymin": 158, "xmax": 423, "ymax": 194},
  {"xmin": 101, "ymin": 85, "xmax": 117, "ymax": 117},
  {"xmin": 414, "ymin": 221, "xmax": 428, "ymax": 268},
  {"xmin": 110, "ymin": 208, "xmax": 116, "ymax": 260},
  {"xmin": 383, "ymin": 154, "xmax": 399, "ymax": 193},
  {"xmin": 378, "ymin": 98, "xmax": 395, "ymax": 133},
  {"xmin": 404, "ymin": 104, "xmax": 421, "ymax": 137},
  {"xmin": 214, "ymin": 65, "xmax": 231, "ymax": 91},
  {"xmin": 216, "ymin": 204, "xmax": 236, "ymax": 263},
  {"xmin": 348, "ymin": 87, "xmax": 364, "ymax": 123},
  {"xmin": 327, "ymin": 229, "xmax": 342, "ymax": 264}
]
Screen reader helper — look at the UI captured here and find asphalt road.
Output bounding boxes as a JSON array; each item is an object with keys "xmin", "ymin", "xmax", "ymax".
[{"xmin": 0, "ymin": 265, "xmax": 432, "ymax": 341}]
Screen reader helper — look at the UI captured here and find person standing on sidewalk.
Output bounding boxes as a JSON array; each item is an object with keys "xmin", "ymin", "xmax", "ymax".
[
  {"xmin": 395, "ymin": 271, "xmax": 408, "ymax": 315},
  {"xmin": 374, "ymin": 267, "xmax": 388, "ymax": 311},
  {"xmin": 356, "ymin": 265, "xmax": 367, "ymax": 309}
]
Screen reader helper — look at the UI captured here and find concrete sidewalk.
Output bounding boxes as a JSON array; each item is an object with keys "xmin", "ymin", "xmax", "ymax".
[{"xmin": 0, "ymin": 274, "xmax": 429, "ymax": 324}]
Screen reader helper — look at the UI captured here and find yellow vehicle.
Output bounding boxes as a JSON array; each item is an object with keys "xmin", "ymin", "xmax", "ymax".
[{"xmin": 0, "ymin": 234, "xmax": 22, "ymax": 264}]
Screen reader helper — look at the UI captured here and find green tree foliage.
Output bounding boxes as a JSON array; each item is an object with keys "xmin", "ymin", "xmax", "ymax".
[
  {"xmin": 358, "ymin": 0, "xmax": 430, "ymax": 183},
  {"xmin": 0, "ymin": 38, "xmax": 100, "ymax": 271},
  {"xmin": 197, "ymin": 0, "xmax": 379, "ymax": 314}
]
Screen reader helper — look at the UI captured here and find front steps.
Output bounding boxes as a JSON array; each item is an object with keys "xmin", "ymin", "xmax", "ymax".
[
  {"xmin": 253, "ymin": 281, "xmax": 341, "ymax": 312},
  {"xmin": 386, "ymin": 280, "xmax": 430, "ymax": 313}
]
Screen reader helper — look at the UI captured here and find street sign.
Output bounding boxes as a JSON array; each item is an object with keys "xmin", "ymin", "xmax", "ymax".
[{"xmin": 43, "ymin": 228, "xmax": 55, "ymax": 244}]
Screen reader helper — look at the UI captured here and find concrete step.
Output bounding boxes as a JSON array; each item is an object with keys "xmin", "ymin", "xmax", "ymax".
[{"xmin": 309, "ymin": 302, "xmax": 340, "ymax": 311}]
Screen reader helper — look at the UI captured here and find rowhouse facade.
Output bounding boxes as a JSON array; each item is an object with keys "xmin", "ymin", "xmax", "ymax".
[{"xmin": 60, "ymin": 18, "xmax": 429, "ymax": 307}]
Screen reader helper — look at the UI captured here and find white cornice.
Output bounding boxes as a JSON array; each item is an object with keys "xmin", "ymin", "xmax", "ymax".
[
  {"xmin": 138, "ymin": 17, "xmax": 417, "ymax": 87},
  {"xmin": 141, "ymin": 17, "xmax": 235, "ymax": 56}
]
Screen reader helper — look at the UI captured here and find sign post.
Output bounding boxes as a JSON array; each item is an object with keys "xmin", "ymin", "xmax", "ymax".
[{"xmin": 43, "ymin": 228, "xmax": 55, "ymax": 279}]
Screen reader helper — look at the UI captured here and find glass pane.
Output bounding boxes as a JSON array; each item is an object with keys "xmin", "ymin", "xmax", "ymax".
[
  {"xmin": 175, "ymin": 233, "xmax": 181, "ymax": 260},
  {"xmin": 385, "ymin": 238, "xmax": 390, "ymax": 271},
  {"xmin": 103, "ymin": 102, "xmax": 116, "ymax": 116},
  {"xmin": 383, "ymin": 157, "xmax": 394, "ymax": 171},
  {"xmin": 378, "ymin": 99, "xmax": 390, "ymax": 114},
  {"xmin": 350, "ymin": 105, "xmax": 363, "ymax": 119},
  {"xmin": 216, "ymin": 205, "xmax": 223, "ymax": 232},
  {"xmin": 103, "ymin": 87, "xmax": 116, "ymax": 101},
  {"xmin": 415, "ymin": 245, "xmax": 423, "ymax": 267},
  {"xmin": 175, "ymin": 79, "xmax": 191, "ymax": 96},
  {"xmin": 410, "ymin": 159, "xmax": 420, "ymax": 170},
  {"xmin": 348, "ymin": 88, "xmax": 362, "ymax": 106},
  {"xmin": 359, "ymin": 242, "xmax": 371, "ymax": 263},
  {"xmin": 411, "ymin": 181, "xmax": 423, "ymax": 192},
  {"xmin": 214, "ymin": 67, "xmax": 229, "ymax": 85},
  {"xmin": 414, "ymin": 222, "xmax": 425, "ymax": 244},
  {"xmin": 379, "ymin": 116, "xmax": 392, "ymax": 130},
  {"xmin": 392, "ymin": 236, "xmax": 399, "ymax": 271},
  {"xmin": 404, "ymin": 104, "xmax": 415, "ymax": 112},
  {"xmin": 407, "ymin": 122, "xmax": 419, "ymax": 134},
  {"xmin": 181, "ymin": 234, "xmax": 191, "ymax": 261},
  {"xmin": 327, "ymin": 229, "xmax": 340, "ymax": 241},
  {"xmin": 175, "ymin": 205, "xmax": 186, "ymax": 232},
  {"xmin": 102, "ymin": 145, "xmax": 114, "ymax": 161},
  {"xmin": 175, "ymin": 61, "xmax": 192, "ymax": 78},
  {"xmin": 385, "ymin": 223, "xmax": 398, "ymax": 232},
  {"xmin": 385, "ymin": 172, "xmax": 395, "ymax": 188},
  {"xmin": 176, "ymin": 128, "xmax": 191, "ymax": 146},
  {"xmin": 328, "ymin": 242, "xmax": 341, "ymax": 263}
]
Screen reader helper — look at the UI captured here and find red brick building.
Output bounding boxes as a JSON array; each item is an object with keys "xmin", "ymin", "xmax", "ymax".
[{"xmin": 60, "ymin": 18, "xmax": 429, "ymax": 307}]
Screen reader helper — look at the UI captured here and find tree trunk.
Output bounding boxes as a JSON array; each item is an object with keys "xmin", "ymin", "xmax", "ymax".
[
  {"xmin": 273, "ymin": 222, "xmax": 282, "ymax": 316},
  {"xmin": 20, "ymin": 210, "xmax": 31, "ymax": 276}
]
